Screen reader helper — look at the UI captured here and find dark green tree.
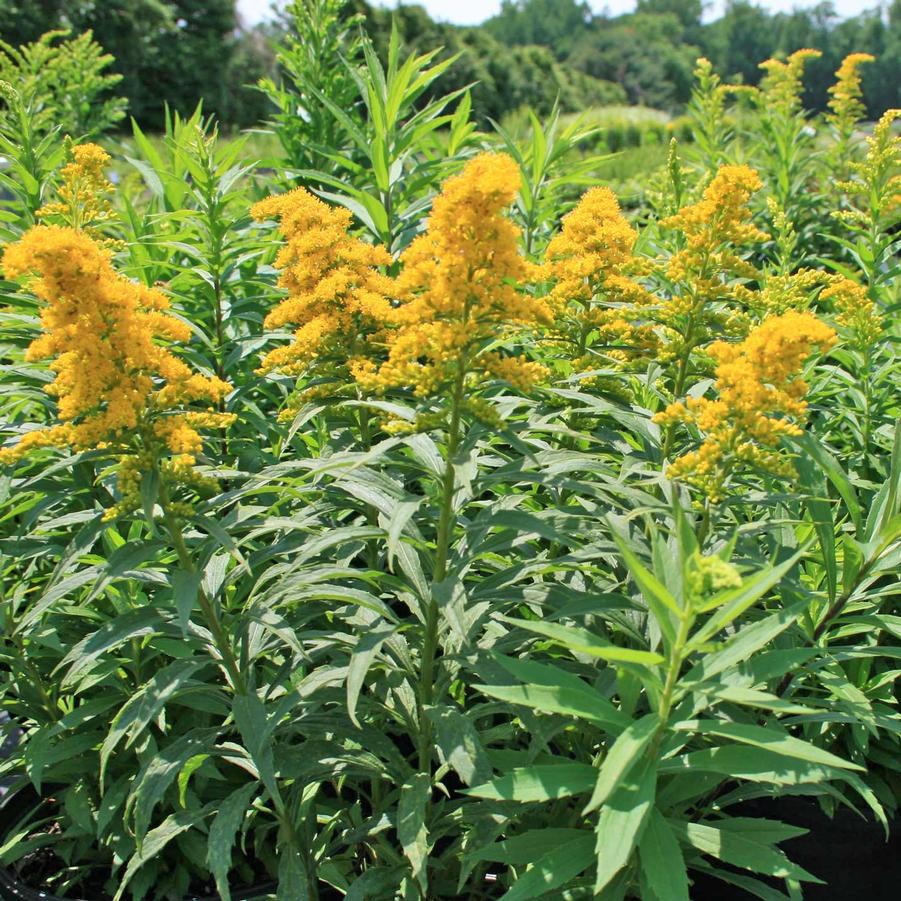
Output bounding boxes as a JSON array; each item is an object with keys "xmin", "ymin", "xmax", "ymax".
[
  {"xmin": 568, "ymin": 12, "xmax": 698, "ymax": 109},
  {"xmin": 483, "ymin": 0, "xmax": 591, "ymax": 57}
]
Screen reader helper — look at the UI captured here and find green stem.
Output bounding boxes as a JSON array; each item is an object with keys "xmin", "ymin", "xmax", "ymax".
[
  {"xmin": 696, "ymin": 500, "xmax": 712, "ymax": 548},
  {"xmin": 860, "ymin": 346, "xmax": 873, "ymax": 474},
  {"xmin": 649, "ymin": 612, "xmax": 694, "ymax": 758},
  {"xmin": 661, "ymin": 308, "xmax": 698, "ymax": 461},
  {"xmin": 417, "ymin": 360, "xmax": 467, "ymax": 771},
  {"xmin": 160, "ymin": 485, "xmax": 246, "ymax": 694},
  {"xmin": 11, "ymin": 628, "xmax": 58, "ymax": 722},
  {"xmin": 358, "ymin": 406, "xmax": 380, "ymax": 570},
  {"xmin": 776, "ymin": 540, "xmax": 893, "ymax": 696}
]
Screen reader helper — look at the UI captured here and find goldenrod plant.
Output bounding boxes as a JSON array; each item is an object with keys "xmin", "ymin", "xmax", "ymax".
[
  {"xmin": 0, "ymin": 30, "xmax": 126, "ymax": 140},
  {"xmin": 0, "ymin": 21, "xmax": 899, "ymax": 901}
]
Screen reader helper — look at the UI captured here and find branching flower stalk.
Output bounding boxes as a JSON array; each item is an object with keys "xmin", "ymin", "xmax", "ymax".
[
  {"xmin": 656, "ymin": 310, "xmax": 837, "ymax": 503},
  {"xmin": 353, "ymin": 153, "xmax": 551, "ymax": 775},
  {"xmin": 0, "ymin": 223, "xmax": 237, "ymax": 674},
  {"xmin": 826, "ymin": 53, "xmax": 875, "ymax": 176},
  {"xmin": 655, "ymin": 164, "xmax": 766, "ymax": 459},
  {"xmin": 754, "ymin": 49, "xmax": 822, "ymax": 227}
]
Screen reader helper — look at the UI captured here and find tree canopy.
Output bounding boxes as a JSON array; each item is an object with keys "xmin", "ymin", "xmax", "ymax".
[{"xmin": 0, "ymin": 0, "xmax": 896, "ymax": 129}]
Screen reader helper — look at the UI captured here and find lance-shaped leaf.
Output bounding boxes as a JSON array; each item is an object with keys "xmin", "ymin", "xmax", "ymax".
[
  {"xmin": 584, "ymin": 713, "xmax": 659, "ymax": 814},
  {"xmin": 594, "ymin": 757, "xmax": 657, "ymax": 893},
  {"xmin": 639, "ymin": 808, "xmax": 689, "ymax": 901},
  {"xmin": 467, "ymin": 763, "xmax": 597, "ymax": 802},
  {"xmin": 501, "ymin": 616, "xmax": 664, "ymax": 667}
]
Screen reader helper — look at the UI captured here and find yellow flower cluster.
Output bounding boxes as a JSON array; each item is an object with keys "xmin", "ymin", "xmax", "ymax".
[
  {"xmin": 545, "ymin": 187, "xmax": 637, "ymax": 308},
  {"xmin": 685, "ymin": 552, "xmax": 742, "ymax": 600},
  {"xmin": 754, "ymin": 268, "xmax": 824, "ymax": 317},
  {"xmin": 543, "ymin": 187, "xmax": 657, "ymax": 368},
  {"xmin": 252, "ymin": 188, "xmax": 393, "ymax": 379},
  {"xmin": 663, "ymin": 165, "xmax": 766, "ymax": 257},
  {"xmin": 828, "ymin": 53, "xmax": 875, "ymax": 135},
  {"xmin": 0, "ymin": 226, "xmax": 233, "ymax": 514},
  {"xmin": 758, "ymin": 49, "xmax": 822, "ymax": 116},
  {"xmin": 820, "ymin": 277, "xmax": 883, "ymax": 348},
  {"xmin": 835, "ymin": 108, "xmax": 901, "ymax": 229},
  {"xmin": 654, "ymin": 310, "xmax": 837, "ymax": 501},
  {"xmin": 353, "ymin": 153, "xmax": 550, "ymax": 400},
  {"xmin": 653, "ymin": 165, "xmax": 766, "ymax": 363},
  {"xmin": 37, "ymin": 142, "xmax": 117, "ymax": 235}
]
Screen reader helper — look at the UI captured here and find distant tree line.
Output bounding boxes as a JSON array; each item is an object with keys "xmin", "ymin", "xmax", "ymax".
[
  {"xmin": 0, "ymin": 1, "xmax": 275, "ymax": 127},
  {"xmin": 0, "ymin": 0, "xmax": 897, "ymax": 130},
  {"xmin": 398, "ymin": 0, "xmax": 899, "ymax": 116}
]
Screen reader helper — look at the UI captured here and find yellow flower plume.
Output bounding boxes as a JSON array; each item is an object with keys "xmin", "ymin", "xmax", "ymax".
[
  {"xmin": 252, "ymin": 187, "xmax": 393, "ymax": 379},
  {"xmin": 543, "ymin": 186, "xmax": 657, "ymax": 368},
  {"xmin": 820, "ymin": 277, "xmax": 882, "ymax": 348},
  {"xmin": 0, "ymin": 226, "xmax": 233, "ymax": 486},
  {"xmin": 37, "ymin": 142, "xmax": 117, "ymax": 235},
  {"xmin": 651, "ymin": 165, "xmax": 765, "ymax": 368},
  {"xmin": 655, "ymin": 310, "xmax": 837, "ymax": 501},
  {"xmin": 354, "ymin": 153, "xmax": 551, "ymax": 403},
  {"xmin": 827, "ymin": 53, "xmax": 875, "ymax": 136},
  {"xmin": 758, "ymin": 49, "xmax": 822, "ymax": 116}
]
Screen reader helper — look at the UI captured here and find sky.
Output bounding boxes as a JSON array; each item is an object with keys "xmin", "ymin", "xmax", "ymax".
[{"xmin": 237, "ymin": 0, "xmax": 880, "ymax": 27}]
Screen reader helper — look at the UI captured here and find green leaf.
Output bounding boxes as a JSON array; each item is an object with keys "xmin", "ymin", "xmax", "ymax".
[
  {"xmin": 170, "ymin": 568, "xmax": 200, "ymax": 636},
  {"xmin": 715, "ymin": 817, "xmax": 808, "ymax": 845},
  {"xmin": 500, "ymin": 833, "xmax": 595, "ymax": 901},
  {"xmin": 672, "ymin": 720, "xmax": 863, "ymax": 771},
  {"xmin": 207, "ymin": 783, "xmax": 258, "ymax": 901},
  {"xmin": 659, "ymin": 745, "xmax": 837, "ymax": 785},
  {"xmin": 140, "ymin": 467, "xmax": 160, "ymax": 526},
  {"xmin": 385, "ymin": 498, "xmax": 421, "ymax": 572},
  {"xmin": 344, "ymin": 867, "xmax": 402, "ymax": 901},
  {"xmin": 480, "ymin": 654, "xmax": 628, "ymax": 732},
  {"xmin": 639, "ymin": 809, "xmax": 689, "ymax": 901},
  {"xmin": 425, "ymin": 705, "xmax": 492, "ymax": 787},
  {"xmin": 503, "ymin": 617, "xmax": 664, "ymax": 667},
  {"xmin": 232, "ymin": 693, "xmax": 281, "ymax": 807},
  {"xmin": 613, "ymin": 535, "xmax": 680, "ymax": 645},
  {"xmin": 277, "ymin": 845, "xmax": 312, "ymax": 901},
  {"xmin": 795, "ymin": 451, "xmax": 837, "ymax": 603},
  {"xmin": 594, "ymin": 758, "xmax": 656, "ymax": 893},
  {"xmin": 690, "ymin": 863, "xmax": 795, "ymax": 901},
  {"xmin": 584, "ymin": 714, "xmax": 659, "ymax": 814},
  {"xmin": 683, "ymin": 604, "xmax": 804, "ymax": 687},
  {"xmin": 690, "ymin": 550, "xmax": 805, "ymax": 643},
  {"xmin": 467, "ymin": 763, "xmax": 597, "ymax": 802},
  {"xmin": 115, "ymin": 806, "xmax": 214, "ymax": 901},
  {"xmin": 58, "ymin": 608, "xmax": 167, "ymax": 688},
  {"xmin": 131, "ymin": 728, "xmax": 219, "ymax": 843},
  {"xmin": 347, "ymin": 622, "xmax": 395, "ymax": 728},
  {"xmin": 469, "ymin": 828, "xmax": 589, "ymax": 866},
  {"xmin": 670, "ymin": 819, "xmax": 821, "ymax": 883},
  {"xmin": 792, "ymin": 434, "xmax": 861, "ymax": 531},
  {"xmin": 100, "ymin": 659, "xmax": 204, "ymax": 783},
  {"xmin": 398, "ymin": 773, "xmax": 431, "ymax": 893}
]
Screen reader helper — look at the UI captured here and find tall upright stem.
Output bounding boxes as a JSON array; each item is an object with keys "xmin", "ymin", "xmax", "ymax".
[
  {"xmin": 647, "ymin": 612, "xmax": 693, "ymax": 762},
  {"xmin": 160, "ymin": 484, "xmax": 246, "ymax": 694},
  {"xmin": 417, "ymin": 360, "xmax": 467, "ymax": 770}
]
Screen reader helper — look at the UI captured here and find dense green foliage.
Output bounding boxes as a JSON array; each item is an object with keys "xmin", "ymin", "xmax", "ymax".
[{"xmin": 0, "ymin": 8, "xmax": 899, "ymax": 901}]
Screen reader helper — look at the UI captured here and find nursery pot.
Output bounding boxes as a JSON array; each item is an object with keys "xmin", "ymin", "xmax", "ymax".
[{"xmin": 0, "ymin": 784, "xmax": 275, "ymax": 901}]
